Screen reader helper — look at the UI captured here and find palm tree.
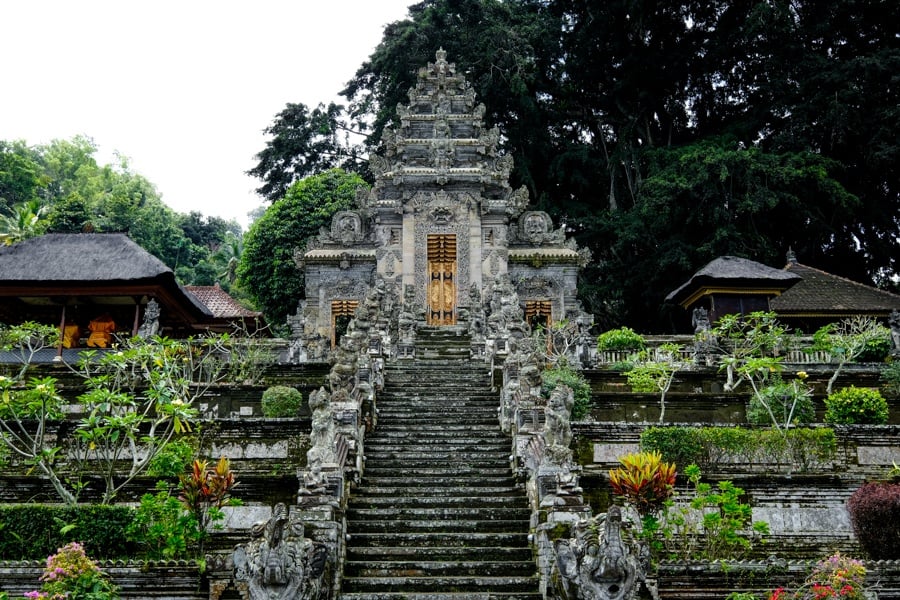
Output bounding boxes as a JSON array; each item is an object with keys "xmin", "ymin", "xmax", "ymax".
[{"xmin": 0, "ymin": 199, "xmax": 48, "ymax": 245}]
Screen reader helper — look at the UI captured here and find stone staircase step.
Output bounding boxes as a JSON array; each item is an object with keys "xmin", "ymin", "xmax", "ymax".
[
  {"xmin": 348, "ymin": 519, "xmax": 530, "ymax": 534},
  {"xmin": 353, "ymin": 485, "xmax": 522, "ymax": 497},
  {"xmin": 345, "ymin": 546, "xmax": 533, "ymax": 562},
  {"xmin": 347, "ymin": 506, "xmax": 530, "ymax": 520},
  {"xmin": 346, "ymin": 532, "xmax": 530, "ymax": 549},
  {"xmin": 350, "ymin": 495, "xmax": 527, "ymax": 508},
  {"xmin": 359, "ymin": 474, "xmax": 516, "ymax": 485},
  {"xmin": 362, "ymin": 466, "xmax": 513, "ymax": 477},
  {"xmin": 342, "ymin": 327, "xmax": 537, "ymax": 599},
  {"xmin": 345, "ymin": 560, "xmax": 535, "ymax": 577},
  {"xmin": 341, "ymin": 595, "xmax": 541, "ymax": 600},
  {"xmin": 340, "ymin": 575, "xmax": 539, "ymax": 594}
]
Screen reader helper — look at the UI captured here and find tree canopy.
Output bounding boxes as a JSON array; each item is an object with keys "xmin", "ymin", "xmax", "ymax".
[
  {"xmin": 250, "ymin": 0, "xmax": 900, "ymax": 330},
  {"xmin": 237, "ymin": 169, "xmax": 368, "ymax": 326},
  {"xmin": 0, "ymin": 136, "xmax": 245, "ymax": 293}
]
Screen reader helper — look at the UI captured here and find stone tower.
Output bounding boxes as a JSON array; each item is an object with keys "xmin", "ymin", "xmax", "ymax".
[{"xmin": 295, "ymin": 49, "xmax": 587, "ymax": 353}]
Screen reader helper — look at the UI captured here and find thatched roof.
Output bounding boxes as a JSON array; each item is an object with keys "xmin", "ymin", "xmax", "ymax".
[
  {"xmin": 0, "ymin": 233, "xmax": 172, "ymax": 282},
  {"xmin": 666, "ymin": 256, "xmax": 801, "ymax": 306},
  {"xmin": 0, "ymin": 233, "xmax": 212, "ymax": 325}
]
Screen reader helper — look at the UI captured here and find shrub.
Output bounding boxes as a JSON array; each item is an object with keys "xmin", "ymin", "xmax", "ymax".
[
  {"xmin": 824, "ymin": 386, "xmax": 889, "ymax": 424},
  {"xmin": 641, "ymin": 427, "xmax": 704, "ymax": 468},
  {"xmin": 146, "ymin": 437, "xmax": 196, "ymax": 478},
  {"xmin": 27, "ymin": 541, "xmax": 119, "ymax": 600},
  {"xmin": 0, "ymin": 505, "xmax": 135, "ymax": 560},
  {"xmin": 857, "ymin": 335, "xmax": 892, "ymax": 362},
  {"xmin": 126, "ymin": 482, "xmax": 200, "ymax": 560},
  {"xmin": 261, "ymin": 385, "xmax": 303, "ymax": 417},
  {"xmin": 847, "ymin": 481, "xmax": 900, "ymax": 559},
  {"xmin": 788, "ymin": 553, "xmax": 868, "ymax": 600},
  {"xmin": 608, "ymin": 450, "xmax": 676, "ymax": 516},
  {"xmin": 881, "ymin": 361, "xmax": 900, "ymax": 398},
  {"xmin": 746, "ymin": 378, "xmax": 815, "ymax": 427},
  {"xmin": 656, "ymin": 464, "xmax": 769, "ymax": 562},
  {"xmin": 542, "ymin": 366, "xmax": 592, "ymax": 420},
  {"xmin": 640, "ymin": 426, "xmax": 836, "ymax": 473},
  {"xmin": 596, "ymin": 327, "xmax": 646, "ymax": 352}
]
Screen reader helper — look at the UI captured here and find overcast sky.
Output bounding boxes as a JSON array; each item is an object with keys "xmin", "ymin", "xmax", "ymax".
[{"xmin": 0, "ymin": 1, "xmax": 413, "ymax": 228}]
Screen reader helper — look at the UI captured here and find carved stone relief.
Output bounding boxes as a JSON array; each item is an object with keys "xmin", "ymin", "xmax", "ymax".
[{"xmin": 233, "ymin": 503, "xmax": 328, "ymax": 600}]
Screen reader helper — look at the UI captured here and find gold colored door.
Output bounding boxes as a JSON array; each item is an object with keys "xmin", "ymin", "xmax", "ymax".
[
  {"xmin": 331, "ymin": 299, "xmax": 359, "ymax": 347},
  {"xmin": 427, "ymin": 234, "xmax": 457, "ymax": 325}
]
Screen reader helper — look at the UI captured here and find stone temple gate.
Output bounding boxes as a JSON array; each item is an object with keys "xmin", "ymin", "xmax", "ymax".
[{"xmin": 291, "ymin": 49, "xmax": 589, "ymax": 355}]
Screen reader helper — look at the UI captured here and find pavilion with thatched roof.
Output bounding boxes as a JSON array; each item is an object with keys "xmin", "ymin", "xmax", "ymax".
[
  {"xmin": 666, "ymin": 252, "xmax": 900, "ymax": 331},
  {"xmin": 0, "ymin": 233, "xmax": 219, "ymax": 347}
]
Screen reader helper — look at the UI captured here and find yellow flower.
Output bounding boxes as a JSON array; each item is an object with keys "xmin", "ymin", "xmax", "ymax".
[
  {"xmin": 172, "ymin": 399, "xmax": 184, "ymax": 407},
  {"xmin": 796, "ymin": 371, "xmax": 808, "ymax": 380}
]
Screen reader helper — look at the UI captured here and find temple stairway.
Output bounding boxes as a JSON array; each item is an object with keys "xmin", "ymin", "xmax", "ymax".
[{"xmin": 340, "ymin": 326, "xmax": 540, "ymax": 600}]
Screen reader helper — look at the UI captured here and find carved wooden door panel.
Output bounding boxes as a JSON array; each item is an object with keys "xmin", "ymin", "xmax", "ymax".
[
  {"xmin": 427, "ymin": 234, "xmax": 457, "ymax": 325},
  {"xmin": 331, "ymin": 299, "xmax": 359, "ymax": 347},
  {"xmin": 525, "ymin": 300, "xmax": 552, "ymax": 330}
]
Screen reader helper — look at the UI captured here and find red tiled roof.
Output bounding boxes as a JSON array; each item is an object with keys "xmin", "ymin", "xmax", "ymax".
[{"xmin": 185, "ymin": 285, "xmax": 261, "ymax": 318}]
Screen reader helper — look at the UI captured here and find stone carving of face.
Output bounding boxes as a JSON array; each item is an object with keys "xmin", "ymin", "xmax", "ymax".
[{"xmin": 524, "ymin": 213, "xmax": 547, "ymax": 239}]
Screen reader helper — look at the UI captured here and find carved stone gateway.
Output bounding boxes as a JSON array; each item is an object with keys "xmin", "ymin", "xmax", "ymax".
[{"xmin": 293, "ymin": 49, "xmax": 588, "ymax": 357}]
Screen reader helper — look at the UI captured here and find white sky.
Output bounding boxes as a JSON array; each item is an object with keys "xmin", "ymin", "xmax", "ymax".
[{"xmin": 0, "ymin": 1, "xmax": 413, "ymax": 229}]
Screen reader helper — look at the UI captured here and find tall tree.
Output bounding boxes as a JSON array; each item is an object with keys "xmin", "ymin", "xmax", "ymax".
[
  {"xmin": 0, "ymin": 140, "xmax": 45, "ymax": 212},
  {"xmin": 248, "ymin": 102, "xmax": 362, "ymax": 203},
  {"xmin": 251, "ymin": 0, "xmax": 899, "ymax": 329},
  {"xmin": 238, "ymin": 169, "xmax": 368, "ymax": 326}
]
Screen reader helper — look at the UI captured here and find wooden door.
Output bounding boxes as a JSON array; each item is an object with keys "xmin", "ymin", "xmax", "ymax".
[
  {"xmin": 427, "ymin": 234, "xmax": 456, "ymax": 325},
  {"xmin": 525, "ymin": 300, "xmax": 552, "ymax": 330},
  {"xmin": 331, "ymin": 299, "xmax": 359, "ymax": 347}
]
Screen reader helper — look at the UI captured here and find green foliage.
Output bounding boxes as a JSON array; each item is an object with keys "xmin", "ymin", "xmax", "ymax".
[
  {"xmin": 541, "ymin": 365, "xmax": 591, "ymax": 420},
  {"xmin": 261, "ymin": 385, "xmax": 303, "ymax": 418},
  {"xmin": 1, "ymin": 135, "xmax": 240, "ymax": 288},
  {"xmin": 126, "ymin": 481, "xmax": 200, "ymax": 560},
  {"xmin": 641, "ymin": 426, "xmax": 837, "ymax": 473},
  {"xmin": 640, "ymin": 427, "xmax": 705, "ymax": 470},
  {"xmin": 0, "ymin": 199, "xmax": 48, "ymax": 245},
  {"xmin": 0, "ymin": 321, "xmax": 60, "ymax": 378},
  {"xmin": 652, "ymin": 464, "xmax": 769, "ymax": 562},
  {"xmin": 596, "ymin": 327, "xmax": 646, "ymax": 352},
  {"xmin": 608, "ymin": 451, "xmax": 676, "ymax": 516},
  {"xmin": 824, "ymin": 386, "xmax": 889, "ymax": 425},
  {"xmin": 146, "ymin": 437, "xmax": 196, "ymax": 478},
  {"xmin": 0, "ymin": 376, "xmax": 65, "ymax": 420},
  {"xmin": 0, "ymin": 140, "xmax": 44, "ymax": 210},
  {"xmin": 238, "ymin": 169, "xmax": 368, "ymax": 325},
  {"xmin": 0, "ymin": 505, "xmax": 135, "ymax": 560},
  {"xmin": 881, "ymin": 361, "xmax": 900, "ymax": 398},
  {"xmin": 221, "ymin": 329, "xmax": 278, "ymax": 385},
  {"xmin": 249, "ymin": 103, "xmax": 363, "ymax": 202},
  {"xmin": 28, "ymin": 541, "xmax": 119, "ymax": 600},
  {"xmin": 0, "ymin": 325, "xmax": 239, "ymax": 506},
  {"xmin": 857, "ymin": 336, "xmax": 893, "ymax": 363},
  {"xmin": 746, "ymin": 376, "xmax": 815, "ymax": 427},
  {"xmin": 812, "ymin": 317, "xmax": 892, "ymax": 394},
  {"xmin": 713, "ymin": 312, "xmax": 792, "ymax": 408},
  {"xmin": 625, "ymin": 343, "xmax": 684, "ymax": 423}
]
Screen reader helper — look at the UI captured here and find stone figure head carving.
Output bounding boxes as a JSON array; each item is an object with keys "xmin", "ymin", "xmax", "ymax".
[
  {"xmin": 331, "ymin": 211, "xmax": 363, "ymax": 245},
  {"xmin": 520, "ymin": 211, "xmax": 552, "ymax": 242}
]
